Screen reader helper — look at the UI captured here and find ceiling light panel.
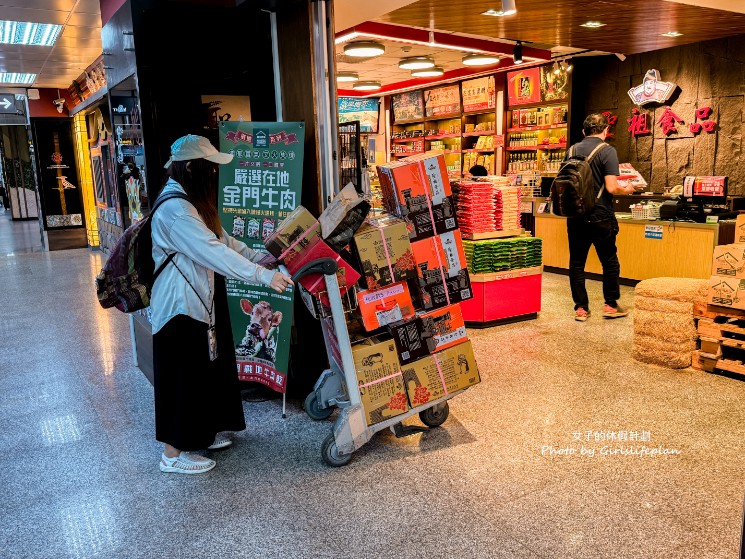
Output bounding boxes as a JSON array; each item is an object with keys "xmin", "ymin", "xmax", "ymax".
[
  {"xmin": 0, "ymin": 72, "xmax": 36, "ymax": 84},
  {"xmin": 344, "ymin": 41, "xmax": 385, "ymax": 57},
  {"xmin": 399, "ymin": 56, "xmax": 435, "ymax": 70},
  {"xmin": 353, "ymin": 81, "xmax": 381, "ymax": 91},
  {"xmin": 580, "ymin": 21, "xmax": 606, "ymax": 28},
  {"xmin": 0, "ymin": 21, "xmax": 63, "ymax": 46},
  {"xmin": 412, "ymin": 66, "xmax": 444, "ymax": 77},
  {"xmin": 462, "ymin": 53, "xmax": 500, "ymax": 66},
  {"xmin": 661, "ymin": 31, "xmax": 683, "ymax": 37}
]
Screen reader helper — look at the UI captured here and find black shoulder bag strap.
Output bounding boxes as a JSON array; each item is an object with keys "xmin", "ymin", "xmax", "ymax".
[
  {"xmin": 586, "ymin": 142, "xmax": 610, "ymax": 201},
  {"xmin": 150, "ymin": 191, "xmax": 191, "ymax": 283}
]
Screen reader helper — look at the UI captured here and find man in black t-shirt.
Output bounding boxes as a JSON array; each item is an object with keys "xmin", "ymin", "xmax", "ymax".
[{"xmin": 566, "ymin": 113, "xmax": 637, "ymax": 321}]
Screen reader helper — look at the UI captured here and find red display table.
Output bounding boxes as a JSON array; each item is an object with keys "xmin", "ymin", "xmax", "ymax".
[{"xmin": 461, "ymin": 267, "xmax": 542, "ymax": 327}]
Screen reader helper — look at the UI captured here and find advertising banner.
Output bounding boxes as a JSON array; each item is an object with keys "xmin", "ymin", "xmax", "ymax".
[
  {"xmin": 507, "ymin": 67, "xmax": 542, "ymax": 106},
  {"xmin": 424, "ymin": 84, "xmax": 461, "ymax": 117},
  {"xmin": 218, "ymin": 121, "xmax": 304, "ymax": 393},
  {"xmin": 33, "ymin": 119, "xmax": 84, "ymax": 228},
  {"xmin": 539, "ymin": 65, "xmax": 570, "ymax": 102},
  {"xmin": 392, "ymin": 91, "xmax": 424, "ymax": 122},
  {"xmin": 462, "ymin": 76, "xmax": 495, "ymax": 113},
  {"xmin": 338, "ymin": 97, "xmax": 380, "ymax": 132}
]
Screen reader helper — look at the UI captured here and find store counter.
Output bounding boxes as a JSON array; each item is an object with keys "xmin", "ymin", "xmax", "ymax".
[{"xmin": 535, "ymin": 213, "xmax": 735, "ymax": 281}]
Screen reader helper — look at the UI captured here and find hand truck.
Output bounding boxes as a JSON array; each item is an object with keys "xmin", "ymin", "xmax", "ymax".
[{"xmin": 291, "ymin": 258, "xmax": 468, "ymax": 467}]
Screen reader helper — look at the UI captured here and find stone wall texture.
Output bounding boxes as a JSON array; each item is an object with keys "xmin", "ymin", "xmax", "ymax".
[{"xmin": 573, "ymin": 35, "xmax": 745, "ymax": 194}]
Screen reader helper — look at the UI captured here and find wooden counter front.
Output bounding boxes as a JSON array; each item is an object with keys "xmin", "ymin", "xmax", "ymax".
[{"xmin": 535, "ymin": 214, "xmax": 735, "ymax": 281}]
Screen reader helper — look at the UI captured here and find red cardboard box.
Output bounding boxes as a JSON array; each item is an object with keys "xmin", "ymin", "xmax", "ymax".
[
  {"xmin": 388, "ymin": 303, "xmax": 467, "ymax": 364},
  {"xmin": 284, "ymin": 239, "xmax": 360, "ymax": 307},
  {"xmin": 357, "ymin": 282, "xmax": 416, "ymax": 331}
]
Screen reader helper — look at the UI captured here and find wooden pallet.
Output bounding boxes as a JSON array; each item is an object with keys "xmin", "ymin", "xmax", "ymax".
[{"xmin": 693, "ymin": 300, "xmax": 745, "ymax": 320}]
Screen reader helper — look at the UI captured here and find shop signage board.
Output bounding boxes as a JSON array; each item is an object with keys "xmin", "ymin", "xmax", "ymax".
[
  {"xmin": 539, "ymin": 66, "xmax": 569, "ymax": 102},
  {"xmin": 462, "ymin": 76, "xmax": 495, "ymax": 113},
  {"xmin": 507, "ymin": 67, "xmax": 542, "ymax": 106},
  {"xmin": 424, "ymin": 84, "xmax": 461, "ymax": 117},
  {"xmin": 392, "ymin": 90, "xmax": 424, "ymax": 122},
  {"xmin": 338, "ymin": 97, "xmax": 379, "ymax": 132},
  {"xmin": 628, "ymin": 69, "xmax": 676, "ymax": 106},
  {"xmin": 0, "ymin": 92, "xmax": 20, "ymax": 114},
  {"xmin": 33, "ymin": 119, "xmax": 84, "ymax": 228},
  {"xmin": 218, "ymin": 121, "xmax": 304, "ymax": 393},
  {"xmin": 644, "ymin": 225, "xmax": 663, "ymax": 240}
]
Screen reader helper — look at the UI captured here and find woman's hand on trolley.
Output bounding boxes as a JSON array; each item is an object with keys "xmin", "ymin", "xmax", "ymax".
[{"xmin": 270, "ymin": 271, "xmax": 294, "ymax": 293}]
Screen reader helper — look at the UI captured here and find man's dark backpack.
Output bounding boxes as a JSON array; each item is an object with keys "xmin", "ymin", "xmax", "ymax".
[
  {"xmin": 95, "ymin": 192, "xmax": 189, "ymax": 313},
  {"xmin": 550, "ymin": 142, "xmax": 608, "ymax": 218}
]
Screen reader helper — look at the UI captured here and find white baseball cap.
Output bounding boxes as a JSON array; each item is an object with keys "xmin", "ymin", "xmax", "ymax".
[{"xmin": 164, "ymin": 134, "xmax": 233, "ymax": 168}]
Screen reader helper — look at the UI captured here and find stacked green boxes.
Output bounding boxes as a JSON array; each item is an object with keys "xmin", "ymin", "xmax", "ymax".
[{"xmin": 463, "ymin": 237, "xmax": 543, "ymax": 274}]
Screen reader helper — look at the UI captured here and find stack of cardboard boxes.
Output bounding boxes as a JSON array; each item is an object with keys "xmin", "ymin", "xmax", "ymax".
[
  {"xmin": 705, "ymin": 215, "xmax": 745, "ymax": 310},
  {"xmin": 266, "ymin": 154, "xmax": 480, "ymax": 427}
]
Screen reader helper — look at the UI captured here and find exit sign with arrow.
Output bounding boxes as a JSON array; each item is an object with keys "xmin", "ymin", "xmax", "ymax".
[{"xmin": 0, "ymin": 93, "xmax": 19, "ymax": 114}]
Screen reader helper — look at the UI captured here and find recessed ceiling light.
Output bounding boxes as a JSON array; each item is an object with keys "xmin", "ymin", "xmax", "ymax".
[
  {"xmin": 481, "ymin": 0, "xmax": 517, "ymax": 16},
  {"xmin": 399, "ymin": 56, "xmax": 435, "ymax": 70},
  {"xmin": 462, "ymin": 53, "xmax": 501, "ymax": 66},
  {"xmin": 336, "ymin": 71, "xmax": 359, "ymax": 83},
  {"xmin": 0, "ymin": 72, "xmax": 36, "ymax": 85},
  {"xmin": 353, "ymin": 81, "xmax": 381, "ymax": 91},
  {"xmin": 661, "ymin": 31, "xmax": 683, "ymax": 37},
  {"xmin": 581, "ymin": 21, "xmax": 606, "ymax": 28},
  {"xmin": 344, "ymin": 41, "xmax": 385, "ymax": 57},
  {"xmin": 0, "ymin": 20, "xmax": 62, "ymax": 46},
  {"xmin": 412, "ymin": 66, "xmax": 444, "ymax": 78}
]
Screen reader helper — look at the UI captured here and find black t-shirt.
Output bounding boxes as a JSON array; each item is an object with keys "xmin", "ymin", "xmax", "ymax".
[{"xmin": 566, "ymin": 136, "xmax": 620, "ymax": 221}]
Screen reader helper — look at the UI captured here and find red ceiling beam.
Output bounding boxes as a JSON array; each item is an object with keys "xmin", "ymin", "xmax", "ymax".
[{"xmin": 335, "ymin": 21, "xmax": 550, "ymax": 61}]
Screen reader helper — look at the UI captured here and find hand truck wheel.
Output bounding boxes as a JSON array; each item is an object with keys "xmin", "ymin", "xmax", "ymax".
[
  {"xmin": 419, "ymin": 402, "xmax": 449, "ymax": 428},
  {"xmin": 304, "ymin": 391, "xmax": 333, "ymax": 421},
  {"xmin": 321, "ymin": 433, "xmax": 353, "ymax": 467}
]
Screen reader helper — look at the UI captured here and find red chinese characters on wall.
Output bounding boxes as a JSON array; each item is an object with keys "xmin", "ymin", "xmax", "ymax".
[
  {"xmin": 602, "ymin": 111, "xmax": 618, "ymax": 138},
  {"xmin": 689, "ymin": 107, "xmax": 716, "ymax": 135},
  {"xmin": 628, "ymin": 108, "xmax": 651, "ymax": 137},
  {"xmin": 657, "ymin": 107, "xmax": 684, "ymax": 136}
]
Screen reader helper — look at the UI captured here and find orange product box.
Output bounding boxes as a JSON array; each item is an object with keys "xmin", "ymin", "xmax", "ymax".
[
  {"xmin": 377, "ymin": 153, "xmax": 452, "ymax": 209},
  {"xmin": 411, "ymin": 230, "xmax": 468, "ymax": 282},
  {"xmin": 356, "ymin": 282, "xmax": 416, "ymax": 332}
]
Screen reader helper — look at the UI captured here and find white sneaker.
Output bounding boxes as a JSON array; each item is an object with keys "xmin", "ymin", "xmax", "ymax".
[
  {"xmin": 207, "ymin": 434, "xmax": 233, "ymax": 451},
  {"xmin": 159, "ymin": 452, "xmax": 216, "ymax": 474}
]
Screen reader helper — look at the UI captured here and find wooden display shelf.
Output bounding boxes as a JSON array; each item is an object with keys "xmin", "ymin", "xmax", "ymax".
[
  {"xmin": 462, "ymin": 228, "xmax": 525, "ymax": 240},
  {"xmin": 506, "ymin": 144, "xmax": 567, "ymax": 152},
  {"xmin": 463, "ymin": 130, "xmax": 497, "ymax": 137},
  {"xmin": 425, "ymin": 133, "xmax": 461, "ymax": 140},
  {"xmin": 424, "ymin": 113, "xmax": 462, "ymax": 121},
  {"xmin": 463, "ymin": 148, "xmax": 495, "ymax": 153},
  {"xmin": 462, "ymin": 108, "xmax": 497, "ymax": 116},
  {"xmin": 391, "ymin": 136, "xmax": 425, "ymax": 143},
  {"xmin": 507, "ymin": 124, "xmax": 568, "ymax": 133},
  {"xmin": 469, "ymin": 266, "xmax": 543, "ymax": 283},
  {"xmin": 393, "ymin": 118, "xmax": 425, "ymax": 125},
  {"xmin": 430, "ymin": 149, "xmax": 462, "ymax": 154},
  {"xmin": 390, "ymin": 151, "xmax": 425, "ymax": 157}
]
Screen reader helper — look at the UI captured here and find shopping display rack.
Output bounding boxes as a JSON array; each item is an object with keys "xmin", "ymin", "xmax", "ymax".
[{"xmin": 292, "ymin": 258, "xmax": 467, "ymax": 467}]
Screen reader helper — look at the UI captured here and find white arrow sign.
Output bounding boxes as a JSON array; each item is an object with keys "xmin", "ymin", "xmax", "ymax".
[{"xmin": 0, "ymin": 98, "xmax": 12, "ymax": 109}]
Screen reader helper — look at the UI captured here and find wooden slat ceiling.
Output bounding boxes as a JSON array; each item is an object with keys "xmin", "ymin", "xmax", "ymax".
[{"xmin": 376, "ymin": 0, "xmax": 745, "ymax": 55}]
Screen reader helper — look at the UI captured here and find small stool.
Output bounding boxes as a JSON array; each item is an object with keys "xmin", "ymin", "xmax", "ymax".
[{"xmin": 632, "ymin": 277, "xmax": 709, "ymax": 369}]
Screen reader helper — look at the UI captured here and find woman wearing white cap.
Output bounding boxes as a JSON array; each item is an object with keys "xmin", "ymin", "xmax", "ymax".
[{"xmin": 150, "ymin": 134, "xmax": 293, "ymax": 474}]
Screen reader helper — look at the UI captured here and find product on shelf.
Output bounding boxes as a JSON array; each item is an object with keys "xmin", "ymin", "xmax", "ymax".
[
  {"xmin": 400, "ymin": 340, "xmax": 480, "ymax": 407},
  {"xmin": 356, "ymin": 281, "xmax": 416, "ymax": 331},
  {"xmin": 352, "ymin": 338, "xmax": 410, "ymax": 425},
  {"xmin": 454, "ymin": 181, "xmax": 497, "ymax": 234},
  {"xmin": 352, "ymin": 215, "xmax": 417, "ymax": 290},
  {"xmin": 410, "ymin": 230, "xmax": 472, "ymax": 310},
  {"xmin": 463, "ymin": 237, "xmax": 543, "ymax": 273},
  {"xmin": 388, "ymin": 303, "xmax": 467, "ymax": 365},
  {"xmin": 494, "ymin": 185, "xmax": 522, "ymax": 231}
]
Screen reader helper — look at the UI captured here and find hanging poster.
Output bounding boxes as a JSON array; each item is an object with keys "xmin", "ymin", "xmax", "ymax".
[
  {"xmin": 392, "ymin": 91, "xmax": 424, "ymax": 122},
  {"xmin": 219, "ymin": 121, "xmax": 304, "ymax": 393},
  {"xmin": 32, "ymin": 119, "xmax": 84, "ymax": 228},
  {"xmin": 462, "ymin": 76, "xmax": 496, "ymax": 113},
  {"xmin": 424, "ymin": 84, "xmax": 461, "ymax": 117},
  {"xmin": 539, "ymin": 65, "xmax": 569, "ymax": 102},
  {"xmin": 507, "ymin": 67, "xmax": 542, "ymax": 106},
  {"xmin": 338, "ymin": 97, "xmax": 380, "ymax": 133}
]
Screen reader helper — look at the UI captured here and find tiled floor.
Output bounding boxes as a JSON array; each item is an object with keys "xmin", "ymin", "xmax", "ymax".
[
  {"xmin": 0, "ymin": 206, "xmax": 44, "ymax": 255},
  {"xmin": 1, "ymin": 241, "xmax": 744, "ymax": 558}
]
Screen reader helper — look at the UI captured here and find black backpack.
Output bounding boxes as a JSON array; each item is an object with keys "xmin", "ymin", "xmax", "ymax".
[
  {"xmin": 95, "ymin": 192, "xmax": 190, "ymax": 313},
  {"xmin": 550, "ymin": 142, "xmax": 608, "ymax": 218}
]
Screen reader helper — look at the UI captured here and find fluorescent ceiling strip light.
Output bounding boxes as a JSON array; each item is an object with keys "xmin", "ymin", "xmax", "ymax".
[
  {"xmin": 0, "ymin": 72, "xmax": 36, "ymax": 84},
  {"xmin": 0, "ymin": 20, "xmax": 63, "ymax": 46}
]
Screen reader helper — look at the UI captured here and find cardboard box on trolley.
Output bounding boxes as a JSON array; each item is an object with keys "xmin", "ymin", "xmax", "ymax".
[
  {"xmin": 388, "ymin": 303, "xmax": 468, "ymax": 365},
  {"xmin": 352, "ymin": 215, "xmax": 417, "ymax": 290},
  {"xmin": 264, "ymin": 205, "xmax": 322, "ymax": 261},
  {"xmin": 400, "ymin": 340, "xmax": 480, "ymax": 407},
  {"xmin": 356, "ymin": 281, "xmax": 416, "ymax": 332},
  {"xmin": 351, "ymin": 338, "xmax": 410, "ymax": 425},
  {"xmin": 410, "ymin": 230, "xmax": 473, "ymax": 310}
]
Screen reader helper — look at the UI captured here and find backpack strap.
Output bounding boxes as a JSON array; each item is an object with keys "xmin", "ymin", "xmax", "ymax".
[
  {"xmin": 585, "ymin": 142, "xmax": 610, "ymax": 200},
  {"xmin": 150, "ymin": 191, "xmax": 192, "ymax": 283}
]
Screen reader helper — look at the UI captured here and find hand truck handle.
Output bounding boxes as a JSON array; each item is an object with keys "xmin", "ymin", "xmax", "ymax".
[{"xmin": 291, "ymin": 257, "xmax": 338, "ymax": 282}]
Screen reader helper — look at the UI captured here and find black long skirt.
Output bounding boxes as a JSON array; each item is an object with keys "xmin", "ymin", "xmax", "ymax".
[{"xmin": 152, "ymin": 274, "xmax": 246, "ymax": 451}]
